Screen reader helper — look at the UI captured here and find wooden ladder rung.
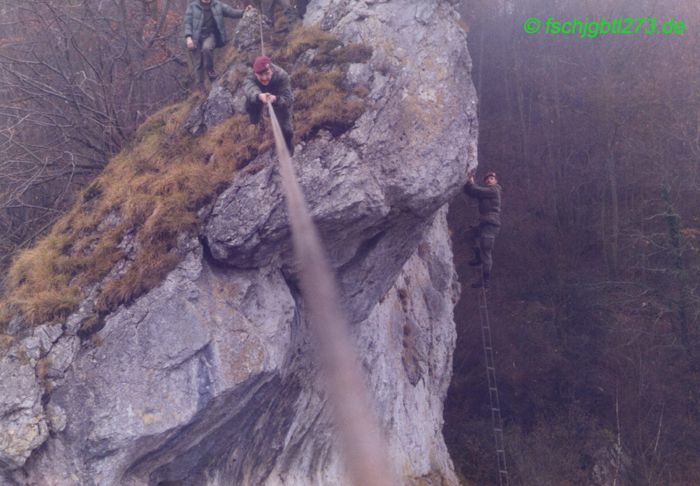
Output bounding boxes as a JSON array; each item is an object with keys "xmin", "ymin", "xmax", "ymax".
[{"xmin": 476, "ymin": 287, "xmax": 509, "ymax": 486}]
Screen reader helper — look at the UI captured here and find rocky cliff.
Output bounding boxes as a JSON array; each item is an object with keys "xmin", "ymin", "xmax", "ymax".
[{"xmin": 0, "ymin": 1, "xmax": 477, "ymax": 484}]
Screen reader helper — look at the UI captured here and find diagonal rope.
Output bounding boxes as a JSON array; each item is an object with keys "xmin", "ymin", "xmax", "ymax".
[
  {"xmin": 257, "ymin": 1, "xmax": 266, "ymax": 56},
  {"xmin": 267, "ymin": 102, "xmax": 397, "ymax": 486}
]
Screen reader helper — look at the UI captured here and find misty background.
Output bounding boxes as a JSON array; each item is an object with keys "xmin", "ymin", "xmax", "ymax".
[{"xmin": 448, "ymin": 0, "xmax": 700, "ymax": 484}]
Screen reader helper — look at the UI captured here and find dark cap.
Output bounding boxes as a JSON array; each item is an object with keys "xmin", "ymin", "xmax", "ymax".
[
  {"xmin": 483, "ymin": 171, "xmax": 497, "ymax": 181},
  {"xmin": 253, "ymin": 56, "xmax": 271, "ymax": 74}
]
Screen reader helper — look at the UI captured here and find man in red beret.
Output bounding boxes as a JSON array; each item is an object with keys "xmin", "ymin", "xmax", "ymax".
[
  {"xmin": 243, "ymin": 55, "xmax": 295, "ymax": 154},
  {"xmin": 464, "ymin": 171, "xmax": 502, "ymax": 288}
]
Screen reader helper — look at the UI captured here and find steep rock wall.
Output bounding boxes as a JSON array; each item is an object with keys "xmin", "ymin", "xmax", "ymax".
[{"xmin": 0, "ymin": 0, "xmax": 477, "ymax": 484}]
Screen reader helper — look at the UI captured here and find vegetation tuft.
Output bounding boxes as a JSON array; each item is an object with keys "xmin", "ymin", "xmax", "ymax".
[{"xmin": 0, "ymin": 26, "xmax": 371, "ymax": 333}]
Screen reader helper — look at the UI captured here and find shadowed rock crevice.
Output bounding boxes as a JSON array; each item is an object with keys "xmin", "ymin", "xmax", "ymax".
[{"xmin": 123, "ymin": 374, "xmax": 304, "ymax": 486}]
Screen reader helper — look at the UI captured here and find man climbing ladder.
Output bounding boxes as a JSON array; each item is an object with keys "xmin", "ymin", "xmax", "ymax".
[
  {"xmin": 464, "ymin": 171, "xmax": 502, "ymax": 288},
  {"xmin": 465, "ymin": 171, "xmax": 509, "ymax": 484}
]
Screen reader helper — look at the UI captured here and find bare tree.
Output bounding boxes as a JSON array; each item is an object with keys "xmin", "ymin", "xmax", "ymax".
[{"xmin": 0, "ymin": 0, "xmax": 191, "ymax": 271}]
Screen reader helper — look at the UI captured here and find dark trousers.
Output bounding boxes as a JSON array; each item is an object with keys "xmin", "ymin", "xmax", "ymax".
[
  {"xmin": 246, "ymin": 99, "xmax": 294, "ymax": 154},
  {"xmin": 189, "ymin": 33, "xmax": 216, "ymax": 86},
  {"xmin": 466, "ymin": 223, "xmax": 500, "ymax": 275},
  {"xmin": 260, "ymin": 0, "xmax": 301, "ymax": 24}
]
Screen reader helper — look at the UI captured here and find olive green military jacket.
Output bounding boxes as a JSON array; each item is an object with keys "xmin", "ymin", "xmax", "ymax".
[
  {"xmin": 242, "ymin": 63, "xmax": 294, "ymax": 110},
  {"xmin": 464, "ymin": 182, "xmax": 502, "ymax": 227},
  {"xmin": 184, "ymin": 1, "xmax": 243, "ymax": 47}
]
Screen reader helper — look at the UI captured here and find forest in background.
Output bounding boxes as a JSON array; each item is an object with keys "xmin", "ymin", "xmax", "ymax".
[
  {"xmin": 446, "ymin": 0, "xmax": 700, "ymax": 484},
  {"xmin": 0, "ymin": 0, "xmax": 224, "ymax": 279}
]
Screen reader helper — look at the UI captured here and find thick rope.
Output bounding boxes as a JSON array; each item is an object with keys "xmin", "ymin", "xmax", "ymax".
[
  {"xmin": 267, "ymin": 103, "xmax": 397, "ymax": 486},
  {"xmin": 258, "ymin": 2, "xmax": 266, "ymax": 56}
]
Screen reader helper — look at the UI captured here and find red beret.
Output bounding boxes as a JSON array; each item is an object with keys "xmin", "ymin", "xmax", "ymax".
[{"xmin": 253, "ymin": 56, "xmax": 271, "ymax": 74}]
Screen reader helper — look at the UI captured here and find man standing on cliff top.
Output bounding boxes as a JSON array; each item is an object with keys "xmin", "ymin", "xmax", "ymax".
[
  {"xmin": 243, "ymin": 55, "xmax": 295, "ymax": 155},
  {"xmin": 464, "ymin": 171, "xmax": 502, "ymax": 289},
  {"xmin": 184, "ymin": 0, "xmax": 246, "ymax": 92}
]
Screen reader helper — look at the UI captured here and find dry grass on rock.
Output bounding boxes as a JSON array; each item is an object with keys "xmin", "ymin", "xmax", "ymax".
[{"xmin": 0, "ymin": 26, "xmax": 371, "ymax": 333}]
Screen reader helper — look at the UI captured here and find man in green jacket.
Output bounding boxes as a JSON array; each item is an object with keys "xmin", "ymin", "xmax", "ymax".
[
  {"xmin": 243, "ymin": 55, "xmax": 295, "ymax": 154},
  {"xmin": 184, "ymin": 0, "xmax": 245, "ymax": 91},
  {"xmin": 464, "ymin": 171, "xmax": 502, "ymax": 289}
]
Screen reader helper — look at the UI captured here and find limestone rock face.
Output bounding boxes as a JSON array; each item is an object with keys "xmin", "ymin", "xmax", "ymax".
[
  {"xmin": 0, "ymin": 0, "xmax": 477, "ymax": 484},
  {"xmin": 0, "ymin": 352, "xmax": 48, "ymax": 470}
]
